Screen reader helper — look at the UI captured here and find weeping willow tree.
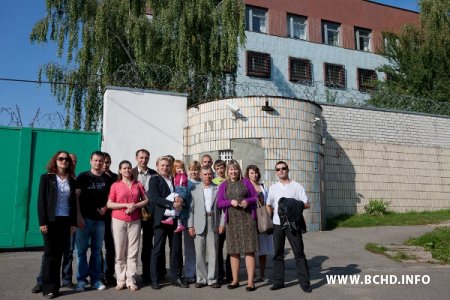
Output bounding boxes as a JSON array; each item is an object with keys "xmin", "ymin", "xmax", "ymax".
[
  {"xmin": 31, "ymin": 0, "xmax": 245, "ymax": 130},
  {"xmin": 370, "ymin": 0, "xmax": 450, "ymax": 115}
]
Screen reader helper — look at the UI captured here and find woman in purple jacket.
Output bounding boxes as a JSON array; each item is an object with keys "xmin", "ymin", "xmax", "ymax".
[{"xmin": 217, "ymin": 160, "xmax": 259, "ymax": 292}]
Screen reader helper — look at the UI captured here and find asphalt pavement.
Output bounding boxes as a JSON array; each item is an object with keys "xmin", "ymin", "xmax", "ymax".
[{"xmin": 1, "ymin": 224, "xmax": 449, "ymax": 300}]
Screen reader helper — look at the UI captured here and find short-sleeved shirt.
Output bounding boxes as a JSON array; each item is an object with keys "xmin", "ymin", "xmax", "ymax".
[
  {"xmin": 76, "ymin": 171, "xmax": 112, "ymax": 221},
  {"xmin": 108, "ymin": 181, "xmax": 146, "ymax": 222},
  {"xmin": 267, "ymin": 180, "xmax": 308, "ymax": 225}
]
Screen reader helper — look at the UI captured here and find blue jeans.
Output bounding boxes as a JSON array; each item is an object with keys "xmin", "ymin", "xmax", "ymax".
[{"xmin": 75, "ymin": 218, "xmax": 105, "ymax": 284}]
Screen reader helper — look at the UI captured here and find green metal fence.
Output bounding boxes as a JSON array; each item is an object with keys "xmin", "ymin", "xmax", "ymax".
[{"xmin": 0, "ymin": 127, "xmax": 101, "ymax": 249}]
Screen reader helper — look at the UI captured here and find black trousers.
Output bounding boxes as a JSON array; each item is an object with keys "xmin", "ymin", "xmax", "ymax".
[
  {"xmin": 103, "ymin": 217, "xmax": 115, "ymax": 279},
  {"xmin": 217, "ymin": 232, "xmax": 232, "ymax": 281},
  {"xmin": 272, "ymin": 224, "xmax": 310, "ymax": 287},
  {"xmin": 150, "ymin": 224, "xmax": 182, "ymax": 283},
  {"xmin": 42, "ymin": 217, "xmax": 71, "ymax": 295}
]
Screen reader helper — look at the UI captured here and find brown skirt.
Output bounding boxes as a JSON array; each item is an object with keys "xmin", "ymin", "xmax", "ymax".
[{"xmin": 226, "ymin": 207, "xmax": 259, "ymax": 255}]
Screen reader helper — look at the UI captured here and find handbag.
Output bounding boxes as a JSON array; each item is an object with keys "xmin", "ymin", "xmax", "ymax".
[
  {"xmin": 139, "ymin": 206, "xmax": 151, "ymax": 221},
  {"xmin": 256, "ymin": 200, "xmax": 273, "ymax": 234}
]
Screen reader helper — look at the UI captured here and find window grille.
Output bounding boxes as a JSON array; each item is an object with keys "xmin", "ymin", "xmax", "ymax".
[
  {"xmin": 219, "ymin": 150, "xmax": 233, "ymax": 164},
  {"xmin": 289, "ymin": 57, "xmax": 312, "ymax": 84},
  {"xmin": 358, "ymin": 68, "xmax": 377, "ymax": 92},
  {"xmin": 324, "ymin": 63, "xmax": 346, "ymax": 89},
  {"xmin": 247, "ymin": 51, "xmax": 271, "ymax": 78}
]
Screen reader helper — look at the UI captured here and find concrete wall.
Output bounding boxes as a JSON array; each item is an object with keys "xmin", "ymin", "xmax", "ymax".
[
  {"xmin": 186, "ymin": 96, "xmax": 324, "ymax": 231},
  {"xmin": 102, "ymin": 87, "xmax": 187, "ymax": 169},
  {"xmin": 322, "ymin": 104, "xmax": 450, "ymax": 216}
]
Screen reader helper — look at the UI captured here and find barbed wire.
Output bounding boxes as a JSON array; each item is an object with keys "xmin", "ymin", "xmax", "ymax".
[
  {"xmin": 2, "ymin": 62, "xmax": 448, "ymax": 129},
  {"xmin": 110, "ymin": 63, "xmax": 450, "ymax": 116},
  {"xmin": 0, "ymin": 106, "xmax": 65, "ymax": 129}
]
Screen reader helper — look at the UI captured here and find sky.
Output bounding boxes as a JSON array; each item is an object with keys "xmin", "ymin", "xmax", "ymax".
[{"xmin": 0, "ymin": 0, "xmax": 420, "ymax": 128}]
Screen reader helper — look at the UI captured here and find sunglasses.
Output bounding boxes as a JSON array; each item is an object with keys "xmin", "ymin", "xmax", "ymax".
[
  {"xmin": 57, "ymin": 157, "xmax": 70, "ymax": 162},
  {"xmin": 276, "ymin": 167, "xmax": 287, "ymax": 171}
]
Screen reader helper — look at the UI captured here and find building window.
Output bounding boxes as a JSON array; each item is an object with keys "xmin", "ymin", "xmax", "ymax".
[
  {"xmin": 358, "ymin": 68, "xmax": 377, "ymax": 92},
  {"xmin": 289, "ymin": 57, "xmax": 312, "ymax": 84},
  {"xmin": 322, "ymin": 21, "xmax": 340, "ymax": 46},
  {"xmin": 355, "ymin": 27, "xmax": 371, "ymax": 51},
  {"xmin": 245, "ymin": 6, "xmax": 267, "ymax": 33},
  {"xmin": 287, "ymin": 14, "xmax": 307, "ymax": 40},
  {"xmin": 324, "ymin": 63, "xmax": 346, "ymax": 89},
  {"xmin": 219, "ymin": 150, "xmax": 233, "ymax": 164},
  {"xmin": 247, "ymin": 51, "xmax": 271, "ymax": 78}
]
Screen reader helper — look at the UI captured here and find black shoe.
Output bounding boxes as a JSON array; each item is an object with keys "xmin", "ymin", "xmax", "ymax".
[
  {"xmin": 246, "ymin": 286, "xmax": 256, "ymax": 292},
  {"xmin": 269, "ymin": 283, "xmax": 284, "ymax": 290},
  {"xmin": 209, "ymin": 283, "xmax": 221, "ymax": 288},
  {"xmin": 141, "ymin": 276, "xmax": 151, "ymax": 285},
  {"xmin": 172, "ymin": 279, "xmax": 189, "ymax": 288},
  {"xmin": 104, "ymin": 276, "xmax": 117, "ymax": 286},
  {"xmin": 31, "ymin": 284, "xmax": 42, "ymax": 293},
  {"xmin": 61, "ymin": 282, "xmax": 75, "ymax": 289},
  {"xmin": 195, "ymin": 282, "xmax": 206, "ymax": 288},
  {"xmin": 301, "ymin": 285, "xmax": 312, "ymax": 293},
  {"xmin": 151, "ymin": 282, "xmax": 161, "ymax": 290},
  {"xmin": 227, "ymin": 283, "xmax": 240, "ymax": 289}
]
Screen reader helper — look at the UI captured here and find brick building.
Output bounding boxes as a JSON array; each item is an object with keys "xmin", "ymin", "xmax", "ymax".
[{"xmin": 236, "ymin": 0, "xmax": 419, "ymax": 103}]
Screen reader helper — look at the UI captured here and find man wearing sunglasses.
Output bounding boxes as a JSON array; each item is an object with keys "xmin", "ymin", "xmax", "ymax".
[{"xmin": 266, "ymin": 161, "xmax": 312, "ymax": 293}]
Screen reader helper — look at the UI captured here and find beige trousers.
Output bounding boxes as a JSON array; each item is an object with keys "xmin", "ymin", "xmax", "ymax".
[{"xmin": 111, "ymin": 218, "xmax": 141, "ymax": 286}]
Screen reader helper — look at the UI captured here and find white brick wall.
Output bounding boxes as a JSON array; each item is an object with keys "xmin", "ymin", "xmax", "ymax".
[{"xmin": 322, "ymin": 104, "xmax": 450, "ymax": 216}]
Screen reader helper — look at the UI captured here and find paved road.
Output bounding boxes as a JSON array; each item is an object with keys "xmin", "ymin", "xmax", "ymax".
[{"xmin": 1, "ymin": 224, "xmax": 449, "ymax": 300}]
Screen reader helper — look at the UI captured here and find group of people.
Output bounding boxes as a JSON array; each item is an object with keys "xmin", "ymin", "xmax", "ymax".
[{"xmin": 35, "ymin": 149, "xmax": 312, "ymax": 298}]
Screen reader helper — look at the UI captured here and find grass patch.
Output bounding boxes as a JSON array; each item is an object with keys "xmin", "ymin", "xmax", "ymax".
[
  {"xmin": 365, "ymin": 243, "xmax": 415, "ymax": 262},
  {"xmin": 365, "ymin": 243, "xmax": 387, "ymax": 255},
  {"xmin": 407, "ymin": 227, "xmax": 450, "ymax": 264},
  {"xmin": 326, "ymin": 209, "xmax": 450, "ymax": 229}
]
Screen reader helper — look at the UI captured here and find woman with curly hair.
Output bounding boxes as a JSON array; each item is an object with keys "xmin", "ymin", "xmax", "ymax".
[{"xmin": 37, "ymin": 151, "xmax": 77, "ymax": 299}]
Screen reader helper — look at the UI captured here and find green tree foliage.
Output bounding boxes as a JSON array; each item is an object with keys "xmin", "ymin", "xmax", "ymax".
[
  {"xmin": 30, "ymin": 0, "xmax": 245, "ymax": 130},
  {"xmin": 370, "ymin": 0, "xmax": 450, "ymax": 115}
]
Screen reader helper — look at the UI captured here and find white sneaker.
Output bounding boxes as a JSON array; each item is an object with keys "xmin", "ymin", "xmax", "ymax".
[
  {"xmin": 75, "ymin": 281, "xmax": 87, "ymax": 292},
  {"xmin": 93, "ymin": 281, "xmax": 106, "ymax": 290}
]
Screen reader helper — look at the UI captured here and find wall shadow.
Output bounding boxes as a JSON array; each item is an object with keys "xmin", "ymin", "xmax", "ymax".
[{"xmin": 321, "ymin": 117, "xmax": 360, "ymax": 227}]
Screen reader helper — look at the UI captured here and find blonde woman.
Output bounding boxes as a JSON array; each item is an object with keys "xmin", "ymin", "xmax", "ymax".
[{"xmin": 217, "ymin": 160, "xmax": 259, "ymax": 291}]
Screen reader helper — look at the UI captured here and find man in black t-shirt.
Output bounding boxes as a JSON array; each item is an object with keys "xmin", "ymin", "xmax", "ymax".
[{"xmin": 74, "ymin": 151, "xmax": 111, "ymax": 292}]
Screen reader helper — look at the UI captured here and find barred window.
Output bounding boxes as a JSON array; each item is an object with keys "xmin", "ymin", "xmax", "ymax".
[
  {"xmin": 324, "ymin": 63, "xmax": 346, "ymax": 89},
  {"xmin": 358, "ymin": 68, "xmax": 377, "ymax": 92},
  {"xmin": 247, "ymin": 51, "xmax": 271, "ymax": 78},
  {"xmin": 219, "ymin": 150, "xmax": 233, "ymax": 164},
  {"xmin": 289, "ymin": 57, "xmax": 312, "ymax": 84}
]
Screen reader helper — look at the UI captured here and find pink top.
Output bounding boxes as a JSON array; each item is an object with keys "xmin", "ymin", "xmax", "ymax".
[
  {"xmin": 108, "ymin": 181, "xmax": 146, "ymax": 222},
  {"xmin": 174, "ymin": 173, "xmax": 188, "ymax": 187}
]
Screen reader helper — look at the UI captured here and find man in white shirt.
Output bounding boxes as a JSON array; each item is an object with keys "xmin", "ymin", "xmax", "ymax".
[
  {"xmin": 266, "ymin": 161, "xmax": 312, "ymax": 293},
  {"xmin": 188, "ymin": 167, "xmax": 221, "ymax": 288}
]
